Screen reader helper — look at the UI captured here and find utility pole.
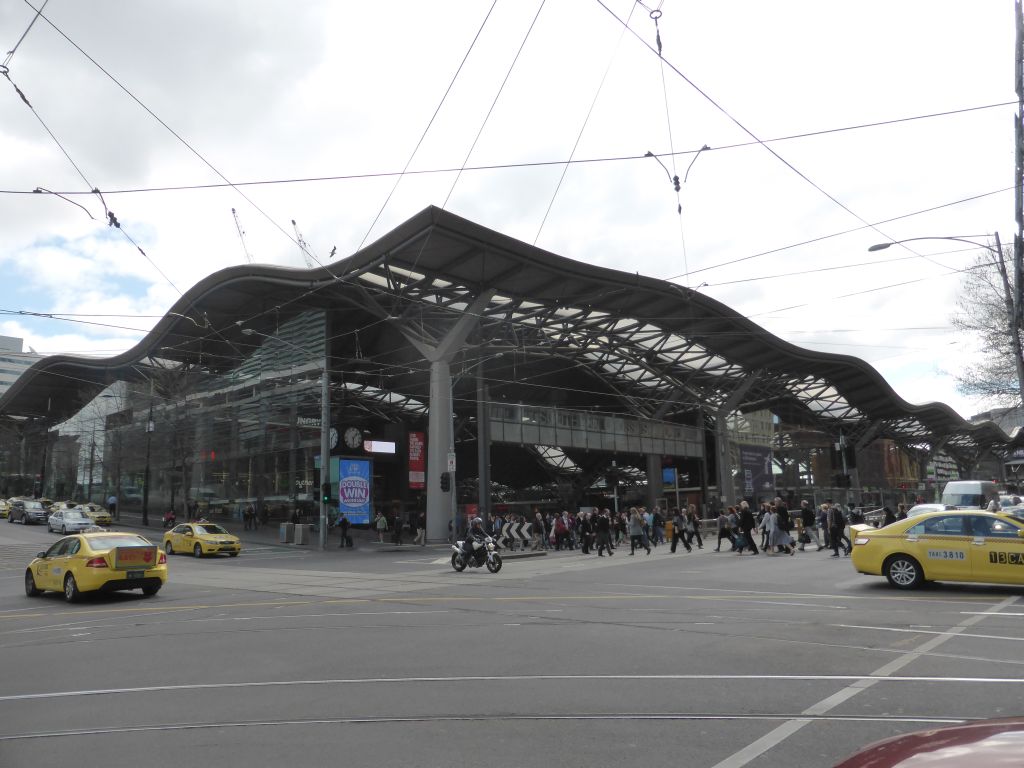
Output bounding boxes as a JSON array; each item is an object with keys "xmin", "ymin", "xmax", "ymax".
[{"xmin": 1015, "ymin": 1, "xmax": 1024, "ymax": 405}]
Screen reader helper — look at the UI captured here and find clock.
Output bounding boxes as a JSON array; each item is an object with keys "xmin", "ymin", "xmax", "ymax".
[
  {"xmin": 343, "ymin": 427, "xmax": 363, "ymax": 449},
  {"xmin": 329, "ymin": 427, "xmax": 338, "ymax": 450}
]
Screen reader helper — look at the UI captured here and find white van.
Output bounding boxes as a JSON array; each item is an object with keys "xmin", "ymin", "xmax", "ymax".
[{"xmin": 940, "ymin": 480, "xmax": 998, "ymax": 509}]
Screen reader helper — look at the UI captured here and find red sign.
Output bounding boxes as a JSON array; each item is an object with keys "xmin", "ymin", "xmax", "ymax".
[{"xmin": 408, "ymin": 431, "xmax": 425, "ymax": 490}]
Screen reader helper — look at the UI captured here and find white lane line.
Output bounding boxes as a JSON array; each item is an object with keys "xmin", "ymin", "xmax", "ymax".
[
  {"xmin": 5, "ymin": 672, "xmax": 1024, "ymax": 703},
  {"xmin": 708, "ymin": 593, "xmax": 1021, "ymax": 768},
  {"xmin": 832, "ymin": 623, "xmax": 1024, "ymax": 643},
  {"xmin": 961, "ymin": 611, "xmax": 1024, "ymax": 616}
]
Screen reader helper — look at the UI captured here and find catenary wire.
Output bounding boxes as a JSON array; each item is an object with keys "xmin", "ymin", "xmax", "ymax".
[
  {"xmin": 0, "ymin": 100, "xmax": 1010, "ymax": 198},
  {"xmin": 593, "ymin": 0, "xmax": 956, "ymax": 274}
]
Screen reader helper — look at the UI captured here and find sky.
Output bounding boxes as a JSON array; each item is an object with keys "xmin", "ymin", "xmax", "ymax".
[{"xmin": 0, "ymin": 0, "xmax": 1018, "ymax": 420}]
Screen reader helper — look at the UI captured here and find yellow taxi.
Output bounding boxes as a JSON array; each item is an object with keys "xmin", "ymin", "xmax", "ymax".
[
  {"xmin": 25, "ymin": 530, "xmax": 167, "ymax": 602},
  {"xmin": 0, "ymin": 498, "xmax": 9, "ymax": 519},
  {"xmin": 163, "ymin": 520, "xmax": 241, "ymax": 557},
  {"xmin": 851, "ymin": 509, "xmax": 1024, "ymax": 589},
  {"xmin": 49, "ymin": 501, "xmax": 111, "ymax": 525}
]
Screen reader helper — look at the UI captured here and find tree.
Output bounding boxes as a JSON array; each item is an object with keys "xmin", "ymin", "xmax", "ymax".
[{"xmin": 951, "ymin": 239, "xmax": 1024, "ymax": 407}]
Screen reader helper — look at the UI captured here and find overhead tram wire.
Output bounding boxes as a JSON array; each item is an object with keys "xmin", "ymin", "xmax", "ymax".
[
  {"xmin": 357, "ymin": 0, "xmax": 499, "ymax": 252},
  {"xmin": 592, "ymin": 0, "xmax": 956, "ymax": 275},
  {"xmin": 663, "ymin": 185, "xmax": 1014, "ymax": 282},
  {"xmin": 19, "ymin": 0, "xmax": 339, "ymax": 284},
  {"xmin": 534, "ymin": 2, "xmax": 637, "ymax": 246},
  {"xmin": 399, "ymin": 0, "xmax": 549, "ymax": 299},
  {"xmin": 1, "ymin": 38, "xmax": 182, "ymax": 297},
  {"xmin": 0, "ymin": 101, "xmax": 1009, "ymax": 199}
]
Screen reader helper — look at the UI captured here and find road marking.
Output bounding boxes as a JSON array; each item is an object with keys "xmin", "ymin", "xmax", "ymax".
[
  {"xmin": 832, "ymin": 623, "xmax": 1024, "ymax": 643},
  {"xmin": 708, "ymin": 593, "xmax": 1021, "ymax": 768},
  {"xmin": 4, "ymin": 673, "xmax": 1024, "ymax": 703},
  {"xmin": 961, "ymin": 611, "xmax": 1024, "ymax": 616},
  {"xmin": 0, "ymin": 712, "xmax": 968, "ymax": 742}
]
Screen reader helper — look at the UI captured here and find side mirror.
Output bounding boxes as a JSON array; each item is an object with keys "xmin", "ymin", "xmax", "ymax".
[{"xmin": 36, "ymin": 552, "xmax": 46, "ymax": 558}]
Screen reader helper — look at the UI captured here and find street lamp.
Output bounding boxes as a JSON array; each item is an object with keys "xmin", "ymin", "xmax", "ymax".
[
  {"xmin": 868, "ymin": 232, "xmax": 1024, "ymax": 411},
  {"xmin": 240, "ymin": 326, "xmax": 330, "ymax": 550},
  {"xmin": 867, "ymin": 234, "xmax": 998, "ymax": 253}
]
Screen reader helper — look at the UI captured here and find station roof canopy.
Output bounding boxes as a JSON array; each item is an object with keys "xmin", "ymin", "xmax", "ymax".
[{"xmin": 0, "ymin": 206, "xmax": 1014, "ymax": 463}]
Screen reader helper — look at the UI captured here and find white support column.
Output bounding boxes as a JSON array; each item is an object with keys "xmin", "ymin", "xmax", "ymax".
[{"xmin": 426, "ymin": 358, "xmax": 453, "ymax": 544}]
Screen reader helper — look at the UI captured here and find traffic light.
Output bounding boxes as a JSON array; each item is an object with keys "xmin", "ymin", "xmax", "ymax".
[
  {"xmin": 321, "ymin": 482, "xmax": 331, "ymax": 504},
  {"xmin": 440, "ymin": 472, "xmax": 451, "ymax": 492}
]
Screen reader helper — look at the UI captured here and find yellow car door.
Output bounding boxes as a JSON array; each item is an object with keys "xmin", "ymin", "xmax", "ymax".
[
  {"xmin": 34, "ymin": 538, "xmax": 70, "ymax": 590},
  {"xmin": 967, "ymin": 514, "xmax": 1024, "ymax": 585},
  {"xmin": 904, "ymin": 514, "xmax": 971, "ymax": 582}
]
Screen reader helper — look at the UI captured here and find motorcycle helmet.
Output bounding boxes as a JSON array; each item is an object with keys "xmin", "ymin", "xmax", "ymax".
[{"xmin": 472, "ymin": 516, "xmax": 483, "ymax": 526}]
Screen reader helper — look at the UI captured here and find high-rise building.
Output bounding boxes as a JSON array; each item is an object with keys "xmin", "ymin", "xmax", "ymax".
[{"xmin": 0, "ymin": 336, "xmax": 42, "ymax": 397}]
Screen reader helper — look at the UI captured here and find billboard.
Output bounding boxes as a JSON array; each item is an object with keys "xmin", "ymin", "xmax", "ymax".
[
  {"xmin": 336, "ymin": 457, "xmax": 371, "ymax": 525},
  {"xmin": 408, "ymin": 431, "xmax": 425, "ymax": 490},
  {"xmin": 738, "ymin": 444, "xmax": 774, "ymax": 501}
]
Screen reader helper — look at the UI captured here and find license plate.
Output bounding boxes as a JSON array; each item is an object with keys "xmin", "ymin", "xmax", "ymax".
[{"xmin": 127, "ymin": 571, "xmax": 144, "ymax": 579}]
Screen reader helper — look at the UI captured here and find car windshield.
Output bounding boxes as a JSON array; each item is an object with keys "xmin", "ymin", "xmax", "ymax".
[
  {"xmin": 24, "ymin": 501, "xmax": 43, "ymax": 510},
  {"xmin": 85, "ymin": 535, "xmax": 152, "ymax": 550},
  {"xmin": 65, "ymin": 510, "xmax": 88, "ymax": 519},
  {"xmin": 195, "ymin": 524, "xmax": 228, "ymax": 535}
]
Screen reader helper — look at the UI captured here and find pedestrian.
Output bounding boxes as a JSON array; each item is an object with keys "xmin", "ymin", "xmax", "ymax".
[
  {"xmin": 768, "ymin": 504, "xmax": 795, "ymax": 555},
  {"xmin": 652, "ymin": 507, "xmax": 666, "ymax": 546},
  {"xmin": 685, "ymin": 504, "xmax": 704, "ymax": 550},
  {"xmin": 628, "ymin": 507, "xmax": 651, "ymax": 555},
  {"xmin": 737, "ymin": 500, "xmax": 759, "ymax": 555},
  {"xmin": 895, "ymin": 503, "xmax": 907, "ymax": 521},
  {"xmin": 595, "ymin": 509, "xmax": 614, "ymax": 556},
  {"xmin": 414, "ymin": 510, "xmax": 426, "ymax": 546},
  {"xmin": 338, "ymin": 513, "xmax": 352, "ymax": 548},
  {"xmin": 758, "ymin": 503, "xmax": 771, "ymax": 550},
  {"xmin": 827, "ymin": 502, "xmax": 851, "ymax": 557},
  {"xmin": 670, "ymin": 506, "xmax": 692, "ymax": 553},
  {"xmin": 882, "ymin": 506, "xmax": 896, "ymax": 527},
  {"xmin": 374, "ymin": 510, "xmax": 388, "ymax": 543},
  {"xmin": 106, "ymin": 493, "xmax": 118, "ymax": 520},
  {"xmin": 797, "ymin": 500, "xmax": 822, "ymax": 551},
  {"xmin": 392, "ymin": 509, "xmax": 404, "ymax": 546},
  {"xmin": 714, "ymin": 508, "xmax": 734, "ymax": 552},
  {"xmin": 578, "ymin": 511, "xmax": 594, "ymax": 554},
  {"xmin": 554, "ymin": 511, "xmax": 571, "ymax": 550},
  {"xmin": 532, "ymin": 509, "xmax": 547, "ymax": 550}
]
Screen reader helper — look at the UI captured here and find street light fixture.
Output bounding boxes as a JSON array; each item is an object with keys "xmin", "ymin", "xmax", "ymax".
[
  {"xmin": 868, "ymin": 232, "xmax": 1024, "ymax": 409},
  {"xmin": 867, "ymin": 235, "xmax": 997, "ymax": 253},
  {"xmin": 240, "ymin": 326, "xmax": 330, "ymax": 550}
]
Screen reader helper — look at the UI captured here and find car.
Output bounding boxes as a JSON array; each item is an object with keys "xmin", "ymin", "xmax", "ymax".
[
  {"xmin": 47, "ymin": 507, "xmax": 96, "ymax": 534},
  {"xmin": 8, "ymin": 498, "xmax": 50, "ymax": 525},
  {"xmin": 833, "ymin": 716, "xmax": 1024, "ymax": 766},
  {"xmin": 77, "ymin": 502, "xmax": 112, "ymax": 525},
  {"xmin": 0, "ymin": 498, "xmax": 8, "ymax": 519},
  {"xmin": 24, "ymin": 530, "xmax": 167, "ymax": 602},
  {"xmin": 163, "ymin": 521, "xmax": 241, "ymax": 557},
  {"xmin": 851, "ymin": 509, "xmax": 1024, "ymax": 589},
  {"xmin": 906, "ymin": 503, "xmax": 953, "ymax": 518}
]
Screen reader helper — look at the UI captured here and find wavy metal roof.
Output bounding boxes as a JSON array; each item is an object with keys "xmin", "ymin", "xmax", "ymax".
[{"xmin": 0, "ymin": 206, "xmax": 1013, "ymax": 462}]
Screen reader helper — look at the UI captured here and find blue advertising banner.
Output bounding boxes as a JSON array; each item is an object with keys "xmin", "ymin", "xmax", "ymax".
[
  {"xmin": 662, "ymin": 467, "xmax": 677, "ymax": 485},
  {"xmin": 337, "ymin": 457, "xmax": 371, "ymax": 525}
]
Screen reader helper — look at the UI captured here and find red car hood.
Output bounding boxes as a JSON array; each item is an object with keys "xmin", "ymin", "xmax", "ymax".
[{"xmin": 834, "ymin": 718, "xmax": 1024, "ymax": 767}]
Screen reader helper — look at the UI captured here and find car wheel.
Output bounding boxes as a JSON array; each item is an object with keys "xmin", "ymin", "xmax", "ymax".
[
  {"xmin": 884, "ymin": 554, "xmax": 924, "ymax": 589},
  {"xmin": 165, "ymin": 541, "xmax": 174, "ymax": 555},
  {"xmin": 47, "ymin": 523, "xmax": 52, "ymax": 532},
  {"xmin": 193, "ymin": 543, "xmax": 202, "ymax": 558},
  {"xmin": 63, "ymin": 574, "xmax": 80, "ymax": 603},
  {"xmin": 141, "ymin": 584, "xmax": 160, "ymax": 597},
  {"xmin": 25, "ymin": 571, "xmax": 41, "ymax": 597}
]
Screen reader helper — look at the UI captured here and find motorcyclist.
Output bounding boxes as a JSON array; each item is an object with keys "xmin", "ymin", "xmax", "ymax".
[
  {"xmin": 462, "ymin": 517, "xmax": 487, "ymax": 563},
  {"xmin": 163, "ymin": 508, "xmax": 177, "ymax": 528}
]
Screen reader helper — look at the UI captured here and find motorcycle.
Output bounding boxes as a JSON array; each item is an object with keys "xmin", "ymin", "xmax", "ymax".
[{"xmin": 451, "ymin": 534, "xmax": 503, "ymax": 573}]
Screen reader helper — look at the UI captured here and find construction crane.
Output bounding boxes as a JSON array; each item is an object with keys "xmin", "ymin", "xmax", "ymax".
[
  {"xmin": 231, "ymin": 208, "xmax": 254, "ymax": 264},
  {"xmin": 291, "ymin": 219, "xmax": 316, "ymax": 269}
]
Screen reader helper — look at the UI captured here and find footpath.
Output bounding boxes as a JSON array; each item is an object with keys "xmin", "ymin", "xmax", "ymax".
[{"xmin": 108, "ymin": 509, "xmax": 546, "ymax": 559}]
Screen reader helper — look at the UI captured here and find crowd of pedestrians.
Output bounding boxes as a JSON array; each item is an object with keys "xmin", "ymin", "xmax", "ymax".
[{"xmin": 483, "ymin": 497, "xmax": 865, "ymax": 561}]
